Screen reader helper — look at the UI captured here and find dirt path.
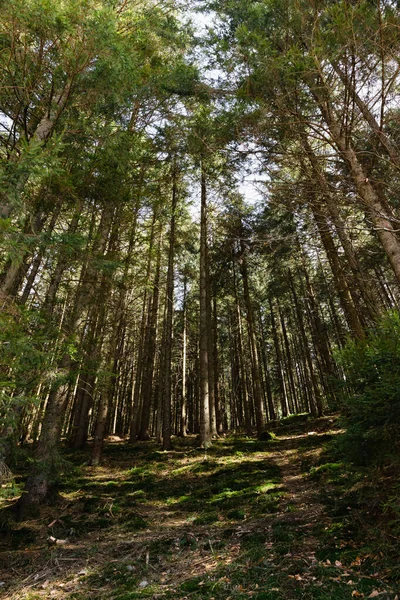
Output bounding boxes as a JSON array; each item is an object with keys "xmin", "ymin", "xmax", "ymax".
[{"xmin": 269, "ymin": 434, "xmax": 327, "ymax": 554}]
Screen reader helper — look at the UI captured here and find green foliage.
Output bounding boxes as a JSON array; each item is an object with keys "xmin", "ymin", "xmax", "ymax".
[
  {"xmin": 309, "ymin": 462, "xmax": 344, "ymax": 481},
  {"xmin": 337, "ymin": 310, "xmax": 400, "ymax": 466},
  {"xmin": 0, "ymin": 306, "xmax": 50, "ymax": 460},
  {"xmin": 0, "ymin": 458, "xmax": 20, "ymax": 500},
  {"xmin": 0, "ymin": 479, "xmax": 21, "ymax": 500}
]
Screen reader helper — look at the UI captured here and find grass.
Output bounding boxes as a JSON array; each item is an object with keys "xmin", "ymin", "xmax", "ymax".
[{"xmin": 0, "ymin": 415, "xmax": 398, "ymax": 599}]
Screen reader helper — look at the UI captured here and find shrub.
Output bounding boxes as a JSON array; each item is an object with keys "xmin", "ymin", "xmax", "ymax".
[{"xmin": 337, "ymin": 310, "xmax": 400, "ymax": 467}]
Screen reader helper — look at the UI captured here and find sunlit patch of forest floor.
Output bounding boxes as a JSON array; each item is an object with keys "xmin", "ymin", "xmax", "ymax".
[{"xmin": 0, "ymin": 416, "xmax": 398, "ymax": 599}]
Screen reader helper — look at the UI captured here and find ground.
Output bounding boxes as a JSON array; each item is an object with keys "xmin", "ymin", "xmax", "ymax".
[{"xmin": 0, "ymin": 416, "xmax": 398, "ymax": 599}]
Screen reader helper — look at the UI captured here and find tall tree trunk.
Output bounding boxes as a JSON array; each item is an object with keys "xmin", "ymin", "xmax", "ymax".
[
  {"xmin": 213, "ymin": 293, "xmax": 223, "ymax": 434},
  {"xmin": 16, "ymin": 355, "xmax": 73, "ymax": 518},
  {"xmin": 162, "ymin": 165, "xmax": 178, "ymax": 451},
  {"xmin": 239, "ymin": 230, "xmax": 265, "ymax": 436},
  {"xmin": 68, "ymin": 208, "xmax": 119, "ymax": 450},
  {"xmin": 199, "ymin": 165, "xmax": 211, "ymax": 448},
  {"xmin": 269, "ymin": 298, "xmax": 289, "ymax": 418},
  {"xmin": 179, "ymin": 277, "xmax": 188, "ymax": 437},
  {"xmin": 311, "ymin": 79, "xmax": 400, "ymax": 285},
  {"xmin": 300, "ymin": 261, "xmax": 338, "ymax": 405},
  {"xmin": 277, "ymin": 301, "xmax": 298, "ymax": 415},
  {"xmin": 288, "ymin": 271, "xmax": 324, "ymax": 417},
  {"xmin": 332, "ymin": 61, "xmax": 400, "ymax": 170},
  {"xmin": 16, "ymin": 203, "xmax": 114, "ymax": 512},
  {"xmin": 232, "ymin": 261, "xmax": 252, "ymax": 434},
  {"xmin": 138, "ymin": 229, "xmax": 162, "ymax": 441},
  {"xmin": 258, "ymin": 311, "xmax": 276, "ymax": 421},
  {"xmin": 301, "ymin": 134, "xmax": 381, "ymax": 323},
  {"xmin": 311, "ymin": 202, "xmax": 365, "ymax": 339},
  {"xmin": 207, "ymin": 271, "xmax": 218, "ymax": 437},
  {"xmin": 129, "ymin": 210, "xmax": 157, "ymax": 443},
  {"xmin": 90, "ymin": 311, "xmax": 122, "ymax": 466}
]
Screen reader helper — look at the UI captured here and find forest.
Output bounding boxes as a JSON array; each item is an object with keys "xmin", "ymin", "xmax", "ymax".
[{"xmin": 0, "ymin": 0, "xmax": 400, "ymax": 598}]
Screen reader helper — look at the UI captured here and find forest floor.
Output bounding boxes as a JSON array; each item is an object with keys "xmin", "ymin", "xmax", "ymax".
[{"xmin": 0, "ymin": 415, "xmax": 399, "ymax": 600}]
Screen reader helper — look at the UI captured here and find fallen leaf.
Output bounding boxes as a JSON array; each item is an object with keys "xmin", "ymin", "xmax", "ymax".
[
  {"xmin": 368, "ymin": 593, "xmax": 380, "ymax": 598},
  {"xmin": 352, "ymin": 592, "xmax": 364, "ymax": 598}
]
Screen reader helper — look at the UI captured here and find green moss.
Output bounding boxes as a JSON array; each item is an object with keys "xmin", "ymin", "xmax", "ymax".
[
  {"xmin": 193, "ymin": 511, "xmax": 220, "ymax": 525},
  {"xmin": 122, "ymin": 514, "xmax": 148, "ymax": 529},
  {"xmin": 309, "ymin": 462, "xmax": 345, "ymax": 480}
]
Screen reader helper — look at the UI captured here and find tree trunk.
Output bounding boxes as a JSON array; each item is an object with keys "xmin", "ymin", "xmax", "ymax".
[
  {"xmin": 90, "ymin": 311, "xmax": 122, "ymax": 466},
  {"xmin": 288, "ymin": 271, "xmax": 324, "ymax": 417},
  {"xmin": 213, "ymin": 293, "xmax": 223, "ymax": 434},
  {"xmin": 162, "ymin": 164, "xmax": 178, "ymax": 451},
  {"xmin": 258, "ymin": 311, "xmax": 276, "ymax": 421},
  {"xmin": 277, "ymin": 301, "xmax": 298, "ymax": 415},
  {"xmin": 68, "ymin": 208, "xmax": 118, "ymax": 449},
  {"xmin": 311, "ymin": 202, "xmax": 365, "ymax": 339},
  {"xmin": 312, "ymin": 82, "xmax": 400, "ymax": 286},
  {"xmin": 332, "ymin": 61, "xmax": 400, "ymax": 170},
  {"xmin": 269, "ymin": 298, "xmax": 289, "ymax": 418},
  {"xmin": 16, "ymin": 356, "xmax": 73, "ymax": 518},
  {"xmin": 138, "ymin": 229, "xmax": 162, "ymax": 441},
  {"xmin": 129, "ymin": 211, "xmax": 157, "ymax": 443},
  {"xmin": 301, "ymin": 134, "xmax": 381, "ymax": 323},
  {"xmin": 239, "ymin": 230, "xmax": 265, "ymax": 436},
  {"xmin": 179, "ymin": 277, "xmax": 188, "ymax": 437},
  {"xmin": 16, "ymin": 203, "xmax": 115, "ymax": 513},
  {"xmin": 207, "ymin": 272, "xmax": 218, "ymax": 437},
  {"xmin": 199, "ymin": 165, "xmax": 211, "ymax": 448}
]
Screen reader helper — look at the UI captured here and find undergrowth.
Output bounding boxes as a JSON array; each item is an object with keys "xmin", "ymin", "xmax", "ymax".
[{"xmin": 302, "ymin": 425, "xmax": 400, "ymax": 583}]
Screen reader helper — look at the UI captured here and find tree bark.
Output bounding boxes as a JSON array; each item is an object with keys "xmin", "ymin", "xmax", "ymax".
[
  {"xmin": 239, "ymin": 231, "xmax": 265, "ymax": 436},
  {"xmin": 179, "ymin": 277, "xmax": 188, "ymax": 437},
  {"xmin": 332, "ymin": 61, "xmax": 400, "ymax": 170},
  {"xmin": 162, "ymin": 164, "xmax": 178, "ymax": 451},
  {"xmin": 129, "ymin": 210, "xmax": 157, "ymax": 443},
  {"xmin": 312, "ymin": 81, "xmax": 400, "ymax": 286},
  {"xmin": 269, "ymin": 298, "xmax": 289, "ymax": 418},
  {"xmin": 288, "ymin": 271, "xmax": 324, "ymax": 417},
  {"xmin": 138, "ymin": 229, "xmax": 162, "ymax": 441},
  {"xmin": 301, "ymin": 134, "xmax": 381, "ymax": 323},
  {"xmin": 199, "ymin": 165, "xmax": 212, "ymax": 448},
  {"xmin": 311, "ymin": 202, "xmax": 365, "ymax": 339}
]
